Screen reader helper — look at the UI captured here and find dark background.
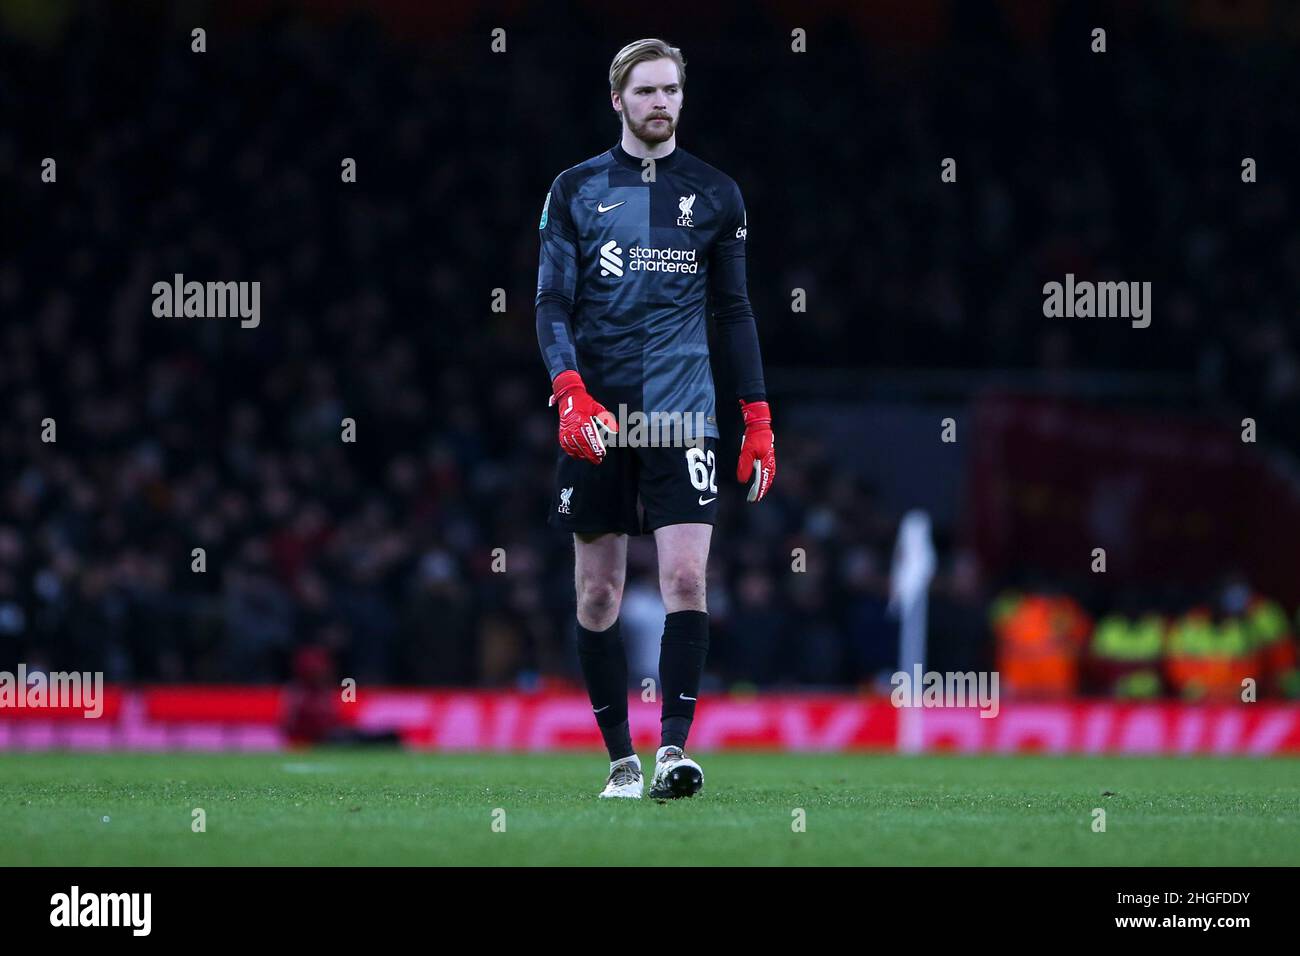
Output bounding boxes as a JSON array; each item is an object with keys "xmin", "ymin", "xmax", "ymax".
[{"xmin": 2, "ymin": 0, "xmax": 1298, "ymax": 694}]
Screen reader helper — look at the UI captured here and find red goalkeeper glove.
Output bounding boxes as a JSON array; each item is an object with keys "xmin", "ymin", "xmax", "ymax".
[
  {"xmin": 737, "ymin": 399, "xmax": 775, "ymax": 502},
  {"xmin": 550, "ymin": 370, "xmax": 618, "ymax": 465}
]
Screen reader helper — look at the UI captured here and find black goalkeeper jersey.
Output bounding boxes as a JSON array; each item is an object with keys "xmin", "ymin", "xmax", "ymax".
[{"xmin": 535, "ymin": 142, "xmax": 766, "ymax": 439}]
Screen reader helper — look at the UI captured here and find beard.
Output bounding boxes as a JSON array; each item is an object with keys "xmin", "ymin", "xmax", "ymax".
[{"xmin": 628, "ymin": 111, "xmax": 676, "ymax": 144}]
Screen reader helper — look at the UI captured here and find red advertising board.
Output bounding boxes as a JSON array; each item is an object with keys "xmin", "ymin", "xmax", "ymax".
[{"xmin": 2, "ymin": 687, "xmax": 1298, "ymax": 755}]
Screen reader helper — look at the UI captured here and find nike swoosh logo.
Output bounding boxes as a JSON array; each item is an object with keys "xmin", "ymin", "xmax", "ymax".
[
  {"xmin": 597, "ymin": 201, "xmax": 625, "ymax": 213},
  {"xmin": 679, "ymin": 693, "xmax": 697, "ymax": 701},
  {"xmin": 698, "ymin": 496, "xmax": 716, "ymax": 505},
  {"xmin": 593, "ymin": 705, "xmax": 610, "ymax": 713}
]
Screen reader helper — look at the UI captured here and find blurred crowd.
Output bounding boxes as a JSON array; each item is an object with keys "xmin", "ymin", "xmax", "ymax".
[
  {"xmin": 994, "ymin": 580, "xmax": 1300, "ymax": 701},
  {"xmin": 2, "ymin": 3, "xmax": 1299, "ymax": 690}
]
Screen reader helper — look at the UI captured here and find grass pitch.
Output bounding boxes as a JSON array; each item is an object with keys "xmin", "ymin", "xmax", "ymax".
[{"xmin": 2, "ymin": 751, "xmax": 1298, "ymax": 866}]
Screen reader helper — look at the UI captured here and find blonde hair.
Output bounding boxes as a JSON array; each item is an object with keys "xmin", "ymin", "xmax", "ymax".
[{"xmin": 609, "ymin": 38, "xmax": 686, "ymax": 94}]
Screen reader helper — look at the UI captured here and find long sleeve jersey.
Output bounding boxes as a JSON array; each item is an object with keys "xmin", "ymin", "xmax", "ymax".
[{"xmin": 535, "ymin": 142, "xmax": 766, "ymax": 439}]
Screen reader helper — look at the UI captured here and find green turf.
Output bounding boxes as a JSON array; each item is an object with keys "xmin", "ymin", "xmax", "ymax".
[{"xmin": 1, "ymin": 751, "xmax": 1298, "ymax": 865}]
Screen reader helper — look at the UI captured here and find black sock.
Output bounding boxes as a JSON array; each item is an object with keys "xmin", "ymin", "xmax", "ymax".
[
  {"xmin": 576, "ymin": 619, "xmax": 633, "ymax": 761},
  {"xmin": 658, "ymin": 610, "xmax": 709, "ymax": 750}
]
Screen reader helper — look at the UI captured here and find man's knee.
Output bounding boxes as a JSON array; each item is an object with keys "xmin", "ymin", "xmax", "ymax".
[
  {"xmin": 661, "ymin": 563, "xmax": 707, "ymax": 609},
  {"xmin": 577, "ymin": 576, "xmax": 624, "ymax": 627}
]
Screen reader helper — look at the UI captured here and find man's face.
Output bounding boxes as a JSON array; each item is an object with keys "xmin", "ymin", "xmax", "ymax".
[{"xmin": 613, "ymin": 58, "xmax": 682, "ymax": 145}]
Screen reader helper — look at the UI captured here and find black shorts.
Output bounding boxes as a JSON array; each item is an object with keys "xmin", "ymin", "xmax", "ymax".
[{"xmin": 549, "ymin": 437, "xmax": 721, "ymax": 536}]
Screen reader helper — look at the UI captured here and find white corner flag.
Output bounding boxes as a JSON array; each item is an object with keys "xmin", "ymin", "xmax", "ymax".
[{"xmin": 889, "ymin": 509, "xmax": 936, "ymax": 674}]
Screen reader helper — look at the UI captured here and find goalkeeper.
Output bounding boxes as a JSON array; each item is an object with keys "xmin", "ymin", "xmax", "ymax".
[{"xmin": 535, "ymin": 38, "xmax": 776, "ymax": 799}]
